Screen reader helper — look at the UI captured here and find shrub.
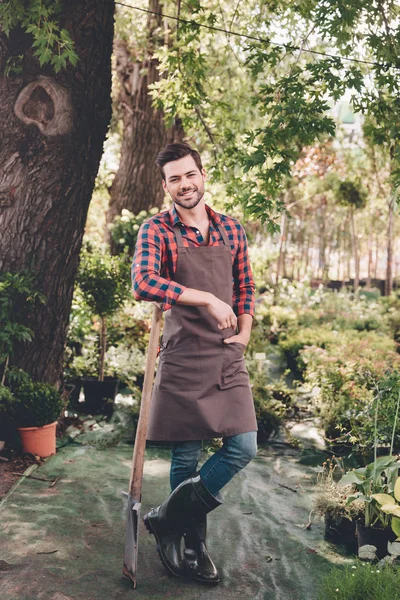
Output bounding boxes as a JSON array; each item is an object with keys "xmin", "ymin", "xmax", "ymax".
[
  {"xmin": 108, "ymin": 208, "xmax": 159, "ymax": 256},
  {"xmin": 11, "ymin": 382, "xmax": 65, "ymax": 427},
  {"xmin": 252, "ymin": 376, "xmax": 286, "ymax": 442},
  {"xmin": 278, "ymin": 326, "xmax": 339, "ymax": 378},
  {"xmin": 302, "ymin": 333, "xmax": 400, "ymax": 451}
]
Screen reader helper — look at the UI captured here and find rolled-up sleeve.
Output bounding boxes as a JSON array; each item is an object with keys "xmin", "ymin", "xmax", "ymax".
[
  {"xmin": 131, "ymin": 221, "xmax": 186, "ymax": 311},
  {"xmin": 232, "ymin": 224, "xmax": 255, "ymax": 316}
]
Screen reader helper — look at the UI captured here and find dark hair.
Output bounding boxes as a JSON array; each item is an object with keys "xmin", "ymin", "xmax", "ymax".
[{"xmin": 156, "ymin": 142, "xmax": 203, "ymax": 180}]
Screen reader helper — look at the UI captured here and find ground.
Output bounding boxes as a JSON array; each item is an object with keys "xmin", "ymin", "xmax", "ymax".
[{"xmin": 0, "ymin": 434, "xmax": 344, "ymax": 600}]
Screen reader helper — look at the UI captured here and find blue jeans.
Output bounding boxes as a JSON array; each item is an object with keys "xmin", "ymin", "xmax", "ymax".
[{"xmin": 170, "ymin": 431, "xmax": 258, "ymax": 496}]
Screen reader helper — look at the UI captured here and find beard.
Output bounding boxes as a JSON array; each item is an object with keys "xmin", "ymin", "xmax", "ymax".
[{"xmin": 171, "ymin": 184, "xmax": 205, "ymax": 210}]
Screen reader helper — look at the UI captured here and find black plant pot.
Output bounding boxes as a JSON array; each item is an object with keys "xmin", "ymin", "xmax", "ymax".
[
  {"xmin": 64, "ymin": 378, "xmax": 82, "ymax": 409},
  {"xmin": 81, "ymin": 376, "xmax": 119, "ymax": 418},
  {"xmin": 324, "ymin": 515, "xmax": 357, "ymax": 553},
  {"xmin": 356, "ymin": 521, "xmax": 396, "ymax": 559}
]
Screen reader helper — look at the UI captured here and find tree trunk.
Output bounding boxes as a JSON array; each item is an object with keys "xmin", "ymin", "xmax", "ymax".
[
  {"xmin": 366, "ymin": 215, "xmax": 374, "ymax": 289},
  {"xmin": 0, "ymin": 0, "xmax": 115, "ymax": 385},
  {"xmin": 99, "ymin": 317, "xmax": 107, "ymax": 382},
  {"xmin": 385, "ymin": 194, "xmax": 395, "ymax": 296},
  {"xmin": 273, "ymin": 210, "xmax": 287, "ymax": 303},
  {"xmin": 105, "ymin": 0, "xmax": 183, "ymax": 248},
  {"xmin": 350, "ymin": 208, "xmax": 359, "ymax": 292}
]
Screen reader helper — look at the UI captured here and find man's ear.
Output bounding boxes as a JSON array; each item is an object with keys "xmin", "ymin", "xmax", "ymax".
[
  {"xmin": 202, "ymin": 168, "xmax": 207, "ymax": 180},
  {"xmin": 162, "ymin": 179, "xmax": 168, "ymax": 191}
]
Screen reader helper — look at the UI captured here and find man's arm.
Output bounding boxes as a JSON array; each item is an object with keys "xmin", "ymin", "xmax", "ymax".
[{"xmin": 225, "ymin": 223, "xmax": 255, "ymax": 345}]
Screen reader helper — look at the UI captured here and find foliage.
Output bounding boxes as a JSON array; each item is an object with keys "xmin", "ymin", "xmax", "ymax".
[
  {"xmin": 335, "ymin": 180, "xmax": 367, "ymax": 211},
  {"xmin": 314, "ymin": 458, "xmax": 364, "ymax": 521},
  {"xmin": 108, "ymin": 207, "xmax": 159, "ymax": 256},
  {"xmin": 0, "ymin": 0, "xmax": 78, "ymax": 74},
  {"xmin": 371, "ymin": 476, "xmax": 400, "ymax": 539},
  {"xmin": 278, "ymin": 326, "xmax": 339, "ymax": 377},
  {"xmin": 77, "ymin": 243, "xmax": 130, "ymax": 319},
  {"xmin": 251, "ymin": 374, "xmax": 287, "ymax": 442},
  {"xmin": 303, "ymin": 343, "xmax": 400, "ymax": 450},
  {"xmin": 0, "ymin": 271, "xmax": 45, "ymax": 384},
  {"xmin": 318, "ymin": 561, "xmax": 400, "ymax": 600},
  {"xmin": 4, "ymin": 381, "xmax": 65, "ymax": 427},
  {"xmin": 339, "ymin": 455, "xmax": 400, "ymax": 528}
]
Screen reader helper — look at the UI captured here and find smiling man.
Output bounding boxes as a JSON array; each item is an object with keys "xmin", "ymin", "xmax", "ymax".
[{"xmin": 131, "ymin": 142, "xmax": 257, "ymax": 585}]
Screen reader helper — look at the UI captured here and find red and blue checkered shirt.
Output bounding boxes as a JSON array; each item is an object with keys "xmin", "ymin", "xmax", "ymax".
[{"xmin": 131, "ymin": 204, "xmax": 255, "ymax": 315}]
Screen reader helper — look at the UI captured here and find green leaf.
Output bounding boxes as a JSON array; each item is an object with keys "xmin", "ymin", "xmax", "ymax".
[
  {"xmin": 392, "ymin": 517, "xmax": 400, "ymax": 538},
  {"xmin": 371, "ymin": 493, "xmax": 396, "ymax": 506}
]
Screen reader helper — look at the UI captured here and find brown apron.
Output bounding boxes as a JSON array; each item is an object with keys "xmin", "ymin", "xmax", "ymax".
[{"xmin": 147, "ymin": 222, "xmax": 257, "ymax": 441}]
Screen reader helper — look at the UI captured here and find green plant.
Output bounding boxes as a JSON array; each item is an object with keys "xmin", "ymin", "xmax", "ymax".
[
  {"xmin": 339, "ymin": 455, "xmax": 400, "ymax": 529},
  {"xmin": 252, "ymin": 376, "xmax": 286, "ymax": 442},
  {"xmin": 314, "ymin": 458, "xmax": 364, "ymax": 522},
  {"xmin": 278, "ymin": 326, "xmax": 339, "ymax": 378},
  {"xmin": 0, "ymin": 271, "xmax": 45, "ymax": 385},
  {"xmin": 76, "ymin": 243, "xmax": 130, "ymax": 381},
  {"xmin": 6, "ymin": 381, "xmax": 65, "ymax": 428},
  {"xmin": 318, "ymin": 562, "xmax": 400, "ymax": 600},
  {"xmin": 371, "ymin": 477, "xmax": 400, "ymax": 539},
  {"xmin": 108, "ymin": 208, "xmax": 159, "ymax": 256}
]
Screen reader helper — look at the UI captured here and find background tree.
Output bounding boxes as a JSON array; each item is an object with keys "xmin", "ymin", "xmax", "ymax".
[
  {"xmin": 105, "ymin": 0, "xmax": 184, "ymax": 249},
  {"xmin": 0, "ymin": 0, "xmax": 115, "ymax": 385}
]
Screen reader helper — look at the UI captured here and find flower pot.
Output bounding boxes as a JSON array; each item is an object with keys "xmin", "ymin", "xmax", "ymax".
[
  {"xmin": 325, "ymin": 515, "xmax": 357, "ymax": 552},
  {"xmin": 17, "ymin": 421, "xmax": 57, "ymax": 457},
  {"xmin": 356, "ymin": 521, "xmax": 396, "ymax": 559},
  {"xmin": 81, "ymin": 376, "xmax": 118, "ymax": 417},
  {"xmin": 64, "ymin": 378, "xmax": 82, "ymax": 409}
]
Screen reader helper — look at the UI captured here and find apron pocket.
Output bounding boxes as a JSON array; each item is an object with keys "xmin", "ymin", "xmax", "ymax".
[
  {"xmin": 158, "ymin": 336, "xmax": 202, "ymax": 391},
  {"xmin": 219, "ymin": 342, "xmax": 249, "ymax": 390}
]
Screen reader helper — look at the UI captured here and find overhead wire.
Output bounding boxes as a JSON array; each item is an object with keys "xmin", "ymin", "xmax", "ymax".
[{"xmin": 114, "ymin": 1, "xmax": 394, "ymax": 69}]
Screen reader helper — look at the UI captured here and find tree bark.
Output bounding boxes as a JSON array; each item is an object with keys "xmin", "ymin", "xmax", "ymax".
[
  {"xmin": 385, "ymin": 194, "xmax": 395, "ymax": 296},
  {"xmin": 0, "ymin": 0, "xmax": 115, "ymax": 385},
  {"xmin": 105, "ymin": 0, "xmax": 183, "ymax": 247}
]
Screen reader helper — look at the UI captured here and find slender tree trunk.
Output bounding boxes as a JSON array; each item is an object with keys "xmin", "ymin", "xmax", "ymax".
[
  {"xmin": 105, "ymin": 0, "xmax": 183, "ymax": 249},
  {"xmin": 366, "ymin": 218, "xmax": 373, "ymax": 289},
  {"xmin": 350, "ymin": 208, "xmax": 359, "ymax": 291},
  {"xmin": 0, "ymin": 0, "xmax": 115, "ymax": 385},
  {"xmin": 385, "ymin": 194, "xmax": 395, "ymax": 296},
  {"xmin": 99, "ymin": 317, "xmax": 107, "ymax": 382},
  {"xmin": 273, "ymin": 210, "xmax": 287, "ymax": 303}
]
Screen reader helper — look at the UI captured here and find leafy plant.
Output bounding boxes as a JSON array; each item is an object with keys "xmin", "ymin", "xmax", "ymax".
[
  {"xmin": 76, "ymin": 243, "xmax": 130, "ymax": 381},
  {"xmin": 0, "ymin": 271, "xmax": 45, "ymax": 386},
  {"xmin": 0, "ymin": 0, "xmax": 78, "ymax": 73},
  {"xmin": 5, "ymin": 381, "xmax": 65, "ymax": 428},
  {"xmin": 108, "ymin": 208, "xmax": 159, "ymax": 256},
  {"xmin": 339, "ymin": 455, "xmax": 400, "ymax": 528}
]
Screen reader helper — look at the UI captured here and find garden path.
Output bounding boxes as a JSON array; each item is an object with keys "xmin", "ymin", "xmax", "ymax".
[{"xmin": 0, "ymin": 440, "xmax": 342, "ymax": 600}]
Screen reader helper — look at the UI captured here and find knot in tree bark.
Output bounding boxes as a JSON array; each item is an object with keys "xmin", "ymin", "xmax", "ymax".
[{"xmin": 14, "ymin": 76, "xmax": 73, "ymax": 137}]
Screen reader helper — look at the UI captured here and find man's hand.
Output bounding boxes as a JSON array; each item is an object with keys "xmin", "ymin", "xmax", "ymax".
[
  {"xmin": 223, "ymin": 332, "xmax": 250, "ymax": 346},
  {"xmin": 206, "ymin": 296, "xmax": 237, "ymax": 330}
]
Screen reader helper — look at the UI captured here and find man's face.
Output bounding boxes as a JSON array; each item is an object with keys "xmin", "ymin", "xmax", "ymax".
[{"xmin": 162, "ymin": 155, "xmax": 206, "ymax": 210}]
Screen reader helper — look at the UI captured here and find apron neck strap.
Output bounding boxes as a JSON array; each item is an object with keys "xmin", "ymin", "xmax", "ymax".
[{"xmin": 173, "ymin": 221, "xmax": 230, "ymax": 247}]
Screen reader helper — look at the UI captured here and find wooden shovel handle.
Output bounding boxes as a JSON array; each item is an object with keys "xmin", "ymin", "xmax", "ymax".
[{"xmin": 129, "ymin": 304, "xmax": 163, "ymax": 498}]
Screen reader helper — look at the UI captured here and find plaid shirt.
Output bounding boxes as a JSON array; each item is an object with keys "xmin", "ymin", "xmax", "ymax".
[{"xmin": 131, "ymin": 204, "xmax": 255, "ymax": 315}]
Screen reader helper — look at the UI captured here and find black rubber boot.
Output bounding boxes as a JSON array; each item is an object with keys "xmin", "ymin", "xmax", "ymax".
[
  {"xmin": 183, "ymin": 515, "xmax": 220, "ymax": 583},
  {"xmin": 143, "ymin": 474, "xmax": 222, "ymax": 578}
]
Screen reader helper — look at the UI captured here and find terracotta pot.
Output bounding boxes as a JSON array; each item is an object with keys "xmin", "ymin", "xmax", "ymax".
[
  {"xmin": 356, "ymin": 521, "xmax": 396, "ymax": 559},
  {"xmin": 17, "ymin": 421, "xmax": 57, "ymax": 457}
]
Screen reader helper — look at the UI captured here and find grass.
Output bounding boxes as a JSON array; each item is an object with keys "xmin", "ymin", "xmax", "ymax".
[{"xmin": 318, "ymin": 561, "xmax": 400, "ymax": 600}]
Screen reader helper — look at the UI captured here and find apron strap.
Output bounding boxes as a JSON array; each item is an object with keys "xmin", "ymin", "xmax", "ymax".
[
  {"xmin": 216, "ymin": 223, "xmax": 230, "ymax": 247},
  {"xmin": 173, "ymin": 224, "xmax": 185, "ymax": 247},
  {"xmin": 173, "ymin": 221, "xmax": 230, "ymax": 247}
]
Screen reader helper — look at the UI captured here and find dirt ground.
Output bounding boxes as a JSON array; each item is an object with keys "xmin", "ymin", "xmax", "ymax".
[{"xmin": 0, "ymin": 446, "xmax": 41, "ymax": 499}]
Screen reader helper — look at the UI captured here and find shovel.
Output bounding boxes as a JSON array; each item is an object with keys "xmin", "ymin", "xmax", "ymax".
[{"xmin": 123, "ymin": 304, "xmax": 163, "ymax": 588}]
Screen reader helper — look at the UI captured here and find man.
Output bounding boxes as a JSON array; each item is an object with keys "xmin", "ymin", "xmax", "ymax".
[{"xmin": 131, "ymin": 142, "xmax": 257, "ymax": 584}]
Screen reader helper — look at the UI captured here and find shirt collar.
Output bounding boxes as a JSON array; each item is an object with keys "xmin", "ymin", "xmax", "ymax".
[{"xmin": 168, "ymin": 204, "xmax": 222, "ymax": 227}]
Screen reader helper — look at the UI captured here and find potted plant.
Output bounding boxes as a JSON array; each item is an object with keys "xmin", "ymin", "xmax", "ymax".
[
  {"xmin": 339, "ymin": 455, "xmax": 399, "ymax": 558},
  {"xmin": 0, "ymin": 381, "xmax": 65, "ymax": 457},
  {"xmin": 76, "ymin": 243, "xmax": 130, "ymax": 415},
  {"xmin": 313, "ymin": 458, "xmax": 362, "ymax": 552}
]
